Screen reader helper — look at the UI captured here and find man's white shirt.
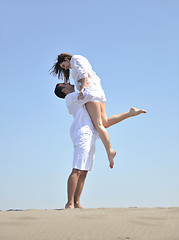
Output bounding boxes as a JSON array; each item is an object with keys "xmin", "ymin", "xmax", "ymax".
[{"xmin": 65, "ymin": 91, "xmax": 98, "ymax": 146}]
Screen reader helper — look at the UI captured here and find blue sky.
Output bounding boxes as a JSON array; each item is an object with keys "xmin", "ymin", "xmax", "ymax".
[{"xmin": 0, "ymin": 0, "xmax": 179, "ymax": 210}]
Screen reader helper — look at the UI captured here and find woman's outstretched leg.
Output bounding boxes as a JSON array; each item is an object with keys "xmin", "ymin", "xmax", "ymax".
[
  {"xmin": 85, "ymin": 102, "xmax": 116, "ymax": 168},
  {"xmin": 100, "ymin": 103, "xmax": 146, "ymax": 128}
]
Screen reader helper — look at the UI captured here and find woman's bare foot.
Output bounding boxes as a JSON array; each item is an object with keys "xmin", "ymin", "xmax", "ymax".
[
  {"xmin": 65, "ymin": 202, "xmax": 74, "ymax": 209},
  {"xmin": 129, "ymin": 107, "xmax": 146, "ymax": 117},
  {"xmin": 74, "ymin": 201, "xmax": 83, "ymax": 208},
  {"xmin": 108, "ymin": 150, "xmax": 116, "ymax": 169}
]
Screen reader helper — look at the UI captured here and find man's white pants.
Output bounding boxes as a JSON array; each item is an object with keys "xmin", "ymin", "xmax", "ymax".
[{"xmin": 72, "ymin": 132, "xmax": 96, "ymax": 171}]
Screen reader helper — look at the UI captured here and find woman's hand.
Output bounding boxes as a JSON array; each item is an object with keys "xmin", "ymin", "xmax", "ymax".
[{"xmin": 78, "ymin": 89, "xmax": 85, "ymax": 100}]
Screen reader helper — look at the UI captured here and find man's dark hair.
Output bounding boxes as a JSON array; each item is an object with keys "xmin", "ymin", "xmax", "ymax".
[{"xmin": 54, "ymin": 84, "xmax": 66, "ymax": 99}]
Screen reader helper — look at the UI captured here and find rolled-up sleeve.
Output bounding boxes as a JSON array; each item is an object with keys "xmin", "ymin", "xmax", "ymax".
[{"xmin": 73, "ymin": 57, "xmax": 89, "ymax": 80}]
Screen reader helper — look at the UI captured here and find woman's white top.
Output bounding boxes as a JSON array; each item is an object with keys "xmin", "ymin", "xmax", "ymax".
[{"xmin": 70, "ymin": 55, "xmax": 104, "ymax": 92}]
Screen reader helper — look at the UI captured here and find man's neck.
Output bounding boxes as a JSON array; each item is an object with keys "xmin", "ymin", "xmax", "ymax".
[{"xmin": 66, "ymin": 90, "xmax": 75, "ymax": 96}]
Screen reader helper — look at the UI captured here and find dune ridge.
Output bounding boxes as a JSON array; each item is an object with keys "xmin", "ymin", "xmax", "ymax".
[{"xmin": 0, "ymin": 207, "xmax": 179, "ymax": 240}]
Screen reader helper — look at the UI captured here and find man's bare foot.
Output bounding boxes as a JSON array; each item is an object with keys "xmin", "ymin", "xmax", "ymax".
[
  {"xmin": 108, "ymin": 150, "xmax": 116, "ymax": 169},
  {"xmin": 129, "ymin": 107, "xmax": 146, "ymax": 117},
  {"xmin": 74, "ymin": 202, "xmax": 83, "ymax": 208},
  {"xmin": 65, "ymin": 202, "xmax": 74, "ymax": 209}
]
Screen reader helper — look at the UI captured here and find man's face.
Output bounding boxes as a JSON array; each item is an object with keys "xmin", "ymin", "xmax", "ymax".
[{"xmin": 60, "ymin": 83, "xmax": 74, "ymax": 93}]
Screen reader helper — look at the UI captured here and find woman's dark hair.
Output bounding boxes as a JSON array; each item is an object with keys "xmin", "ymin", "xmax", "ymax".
[
  {"xmin": 54, "ymin": 84, "xmax": 66, "ymax": 99},
  {"xmin": 50, "ymin": 53, "xmax": 72, "ymax": 83}
]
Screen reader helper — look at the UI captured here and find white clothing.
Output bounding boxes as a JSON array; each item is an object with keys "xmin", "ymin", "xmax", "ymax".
[
  {"xmin": 65, "ymin": 91, "xmax": 98, "ymax": 171},
  {"xmin": 70, "ymin": 55, "xmax": 106, "ymax": 103},
  {"xmin": 72, "ymin": 137, "xmax": 96, "ymax": 171}
]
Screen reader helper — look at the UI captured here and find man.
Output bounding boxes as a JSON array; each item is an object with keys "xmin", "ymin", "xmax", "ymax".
[
  {"xmin": 54, "ymin": 83, "xmax": 146, "ymax": 209},
  {"xmin": 55, "ymin": 83, "xmax": 98, "ymax": 209}
]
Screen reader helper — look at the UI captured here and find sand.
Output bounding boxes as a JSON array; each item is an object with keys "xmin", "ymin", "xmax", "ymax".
[{"xmin": 0, "ymin": 207, "xmax": 179, "ymax": 240}]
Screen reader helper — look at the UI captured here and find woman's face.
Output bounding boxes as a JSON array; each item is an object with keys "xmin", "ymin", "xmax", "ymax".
[{"xmin": 60, "ymin": 58, "xmax": 71, "ymax": 70}]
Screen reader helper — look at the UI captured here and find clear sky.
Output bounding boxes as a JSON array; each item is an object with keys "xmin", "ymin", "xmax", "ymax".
[{"xmin": 0, "ymin": 0, "xmax": 179, "ymax": 210}]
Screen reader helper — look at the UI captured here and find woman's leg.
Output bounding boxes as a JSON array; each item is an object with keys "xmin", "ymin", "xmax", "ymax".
[
  {"xmin": 85, "ymin": 102, "xmax": 116, "ymax": 168},
  {"xmin": 100, "ymin": 103, "xmax": 146, "ymax": 128}
]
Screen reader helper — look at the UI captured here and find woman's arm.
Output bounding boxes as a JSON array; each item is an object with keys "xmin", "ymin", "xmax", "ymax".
[{"xmin": 78, "ymin": 77, "xmax": 89, "ymax": 100}]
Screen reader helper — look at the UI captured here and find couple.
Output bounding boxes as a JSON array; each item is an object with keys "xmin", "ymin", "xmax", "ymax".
[{"xmin": 54, "ymin": 82, "xmax": 146, "ymax": 209}]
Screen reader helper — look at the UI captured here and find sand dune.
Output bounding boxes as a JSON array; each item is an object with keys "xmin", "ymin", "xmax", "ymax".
[{"xmin": 0, "ymin": 207, "xmax": 179, "ymax": 240}]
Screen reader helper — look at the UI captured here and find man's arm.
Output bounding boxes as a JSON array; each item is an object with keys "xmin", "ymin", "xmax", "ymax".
[
  {"xmin": 66, "ymin": 91, "xmax": 93, "ymax": 115},
  {"xmin": 76, "ymin": 91, "xmax": 93, "ymax": 106}
]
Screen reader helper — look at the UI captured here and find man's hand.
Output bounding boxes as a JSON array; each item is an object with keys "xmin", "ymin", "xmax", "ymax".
[{"xmin": 78, "ymin": 89, "xmax": 85, "ymax": 100}]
